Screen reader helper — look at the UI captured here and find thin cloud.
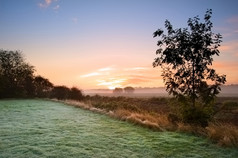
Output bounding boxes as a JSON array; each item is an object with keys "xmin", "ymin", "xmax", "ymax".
[
  {"xmin": 97, "ymin": 79, "xmax": 126, "ymax": 85},
  {"xmin": 120, "ymin": 74, "xmax": 162, "ymax": 86},
  {"xmin": 127, "ymin": 78, "xmax": 149, "ymax": 84},
  {"xmin": 80, "ymin": 66, "xmax": 115, "ymax": 78},
  {"xmin": 80, "ymin": 72, "xmax": 101, "ymax": 78},
  {"xmin": 227, "ymin": 15, "xmax": 238, "ymax": 24},
  {"xmin": 79, "ymin": 65, "xmax": 163, "ymax": 88},
  {"xmin": 98, "ymin": 67, "xmax": 115, "ymax": 72},
  {"xmin": 224, "ymin": 16, "xmax": 238, "ymax": 35},
  {"xmin": 38, "ymin": 0, "xmax": 58, "ymax": 8},
  {"xmin": 127, "ymin": 74, "xmax": 162, "ymax": 80},
  {"xmin": 214, "ymin": 61, "xmax": 238, "ymax": 71},
  {"xmin": 124, "ymin": 67, "xmax": 149, "ymax": 71},
  {"xmin": 38, "ymin": 0, "xmax": 52, "ymax": 8},
  {"xmin": 97, "ymin": 78, "xmax": 126, "ymax": 89},
  {"xmin": 213, "ymin": 61, "xmax": 238, "ymax": 84},
  {"xmin": 53, "ymin": 5, "xmax": 60, "ymax": 10},
  {"xmin": 220, "ymin": 40, "xmax": 238, "ymax": 57}
]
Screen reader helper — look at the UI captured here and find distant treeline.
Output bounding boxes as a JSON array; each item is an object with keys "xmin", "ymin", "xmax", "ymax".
[
  {"xmin": 0, "ymin": 50, "xmax": 83, "ymax": 100},
  {"xmin": 113, "ymin": 87, "xmax": 135, "ymax": 94}
]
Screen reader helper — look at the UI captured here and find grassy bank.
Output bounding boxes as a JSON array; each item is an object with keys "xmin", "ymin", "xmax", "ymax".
[
  {"xmin": 2, "ymin": 99, "xmax": 238, "ymax": 157},
  {"xmin": 59, "ymin": 96, "xmax": 238, "ymax": 147}
]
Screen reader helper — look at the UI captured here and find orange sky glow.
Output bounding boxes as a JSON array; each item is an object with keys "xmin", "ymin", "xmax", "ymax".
[{"xmin": 1, "ymin": 0, "xmax": 238, "ymax": 90}]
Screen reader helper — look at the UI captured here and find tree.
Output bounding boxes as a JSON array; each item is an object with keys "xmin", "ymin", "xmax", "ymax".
[
  {"xmin": 69, "ymin": 87, "xmax": 83, "ymax": 101},
  {"xmin": 0, "ymin": 50, "xmax": 35, "ymax": 98},
  {"xmin": 51, "ymin": 86, "xmax": 70, "ymax": 100},
  {"xmin": 50, "ymin": 86, "xmax": 83, "ymax": 100},
  {"xmin": 34, "ymin": 75, "xmax": 54, "ymax": 98},
  {"xmin": 153, "ymin": 9, "xmax": 226, "ymax": 125},
  {"xmin": 124, "ymin": 86, "xmax": 135, "ymax": 94},
  {"xmin": 113, "ymin": 87, "xmax": 123, "ymax": 94}
]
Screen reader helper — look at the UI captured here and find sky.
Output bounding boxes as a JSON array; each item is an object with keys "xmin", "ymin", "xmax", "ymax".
[{"xmin": 0, "ymin": 0, "xmax": 238, "ymax": 90}]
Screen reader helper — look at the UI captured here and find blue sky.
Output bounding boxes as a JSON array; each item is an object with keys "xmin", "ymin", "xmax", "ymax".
[{"xmin": 1, "ymin": 0, "xmax": 238, "ymax": 89}]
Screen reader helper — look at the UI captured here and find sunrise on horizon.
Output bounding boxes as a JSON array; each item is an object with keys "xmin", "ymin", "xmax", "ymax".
[
  {"xmin": 1, "ymin": 1, "xmax": 238, "ymax": 156},
  {"xmin": 1, "ymin": 0, "xmax": 238, "ymax": 90}
]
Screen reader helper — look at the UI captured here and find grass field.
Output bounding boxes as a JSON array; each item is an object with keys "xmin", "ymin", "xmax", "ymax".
[
  {"xmin": 68, "ymin": 96, "xmax": 238, "ymax": 147},
  {"xmin": 0, "ymin": 99, "xmax": 238, "ymax": 157}
]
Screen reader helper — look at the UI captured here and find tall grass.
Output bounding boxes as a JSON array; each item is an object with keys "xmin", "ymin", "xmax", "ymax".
[
  {"xmin": 114, "ymin": 109, "xmax": 170, "ymax": 131},
  {"xmin": 206, "ymin": 123, "xmax": 238, "ymax": 147},
  {"xmin": 58, "ymin": 96, "xmax": 238, "ymax": 147}
]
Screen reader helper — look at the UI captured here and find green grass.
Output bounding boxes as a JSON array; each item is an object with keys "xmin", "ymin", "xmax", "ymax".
[{"xmin": 0, "ymin": 99, "xmax": 237, "ymax": 158}]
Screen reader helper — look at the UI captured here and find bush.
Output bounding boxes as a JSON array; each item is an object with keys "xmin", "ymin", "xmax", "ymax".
[
  {"xmin": 169, "ymin": 96, "xmax": 214, "ymax": 127},
  {"xmin": 69, "ymin": 87, "xmax": 83, "ymax": 101},
  {"xmin": 50, "ymin": 86, "xmax": 84, "ymax": 101},
  {"xmin": 147, "ymin": 97, "xmax": 168, "ymax": 105},
  {"xmin": 222, "ymin": 101, "xmax": 238, "ymax": 111},
  {"xmin": 51, "ymin": 86, "xmax": 70, "ymax": 100},
  {"xmin": 181, "ymin": 106, "xmax": 212, "ymax": 127}
]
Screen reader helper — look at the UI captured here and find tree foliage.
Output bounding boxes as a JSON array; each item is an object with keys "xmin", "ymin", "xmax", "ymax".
[
  {"xmin": 34, "ymin": 75, "xmax": 53, "ymax": 98},
  {"xmin": 0, "ymin": 50, "xmax": 35, "ymax": 98},
  {"xmin": 113, "ymin": 88, "xmax": 123, "ymax": 94},
  {"xmin": 124, "ymin": 86, "xmax": 135, "ymax": 93},
  {"xmin": 69, "ymin": 87, "xmax": 83, "ymax": 100},
  {"xmin": 51, "ymin": 86, "xmax": 70, "ymax": 100},
  {"xmin": 50, "ymin": 86, "xmax": 83, "ymax": 100},
  {"xmin": 0, "ymin": 49, "xmax": 84, "ymax": 100},
  {"xmin": 153, "ymin": 9, "xmax": 226, "ymax": 125}
]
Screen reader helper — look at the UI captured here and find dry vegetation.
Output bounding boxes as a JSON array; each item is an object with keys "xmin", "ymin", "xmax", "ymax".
[{"xmin": 56, "ymin": 96, "xmax": 238, "ymax": 147}]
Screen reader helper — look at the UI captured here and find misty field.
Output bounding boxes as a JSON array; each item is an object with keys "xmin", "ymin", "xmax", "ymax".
[{"xmin": 0, "ymin": 100, "xmax": 237, "ymax": 157}]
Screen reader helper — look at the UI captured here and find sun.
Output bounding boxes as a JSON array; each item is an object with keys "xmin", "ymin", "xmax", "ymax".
[
  {"xmin": 108, "ymin": 84, "xmax": 122, "ymax": 90},
  {"xmin": 97, "ymin": 78, "xmax": 125, "ymax": 90},
  {"xmin": 108, "ymin": 86, "xmax": 116, "ymax": 90}
]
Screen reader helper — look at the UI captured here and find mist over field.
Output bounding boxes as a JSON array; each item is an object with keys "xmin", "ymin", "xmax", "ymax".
[{"xmin": 84, "ymin": 85, "xmax": 238, "ymax": 97}]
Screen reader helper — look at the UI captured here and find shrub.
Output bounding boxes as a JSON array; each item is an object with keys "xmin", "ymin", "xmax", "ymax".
[
  {"xmin": 222, "ymin": 101, "xmax": 238, "ymax": 111},
  {"xmin": 169, "ymin": 96, "xmax": 214, "ymax": 127},
  {"xmin": 69, "ymin": 87, "xmax": 83, "ymax": 101},
  {"xmin": 147, "ymin": 97, "xmax": 168, "ymax": 105},
  {"xmin": 51, "ymin": 86, "xmax": 70, "ymax": 100}
]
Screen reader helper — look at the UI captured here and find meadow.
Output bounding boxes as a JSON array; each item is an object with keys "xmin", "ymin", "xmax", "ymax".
[
  {"xmin": 0, "ymin": 99, "xmax": 237, "ymax": 157},
  {"xmin": 68, "ymin": 95, "xmax": 238, "ymax": 147}
]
